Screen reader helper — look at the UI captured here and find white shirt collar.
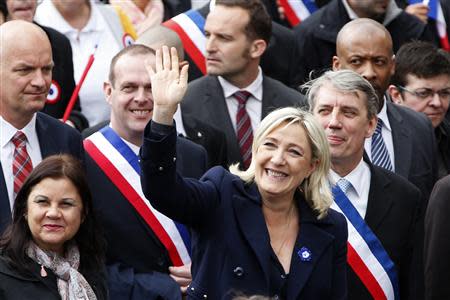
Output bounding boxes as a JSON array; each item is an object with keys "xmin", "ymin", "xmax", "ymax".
[
  {"xmin": 378, "ymin": 96, "xmax": 391, "ymax": 132},
  {"xmin": 217, "ymin": 67, "xmax": 263, "ymax": 101},
  {"xmin": 36, "ymin": 0, "xmax": 104, "ymax": 34},
  {"xmin": 342, "ymin": 0, "xmax": 359, "ymax": 20},
  {"xmin": 0, "ymin": 114, "xmax": 38, "ymax": 150},
  {"xmin": 329, "ymin": 158, "xmax": 367, "ymax": 198}
]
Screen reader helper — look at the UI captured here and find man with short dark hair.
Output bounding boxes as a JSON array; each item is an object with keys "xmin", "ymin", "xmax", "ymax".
[
  {"xmin": 389, "ymin": 41, "xmax": 450, "ymax": 179},
  {"xmin": 0, "ymin": 21, "xmax": 84, "ymax": 234},
  {"xmin": 181, "ymin": 0, "xmax": 304, "ymax": 168},
  {"xmin": 84, "ymin": 44, "xmax": 207, "ymax": 299},
  {"xmin": 309, "ymin": 69, "xmax": 422, "ymax": 300}
]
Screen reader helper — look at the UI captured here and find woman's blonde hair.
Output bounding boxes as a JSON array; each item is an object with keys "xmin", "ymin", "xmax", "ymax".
[{"xmin": 230, "ymin": 107, "xmax": 332, "ymax": 218}]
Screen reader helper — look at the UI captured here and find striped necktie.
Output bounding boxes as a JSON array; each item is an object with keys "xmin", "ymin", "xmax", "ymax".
[
  {"xmin": 12, "ymin": 131, "xmax": 33, "ymax": 195},
  {"xmin": 371, "ymin": 119, "xmax": 393, "ymax": 171},
  {"xmin": 234, "ymin": 91, "xmax": 253, "ymax": 169}
]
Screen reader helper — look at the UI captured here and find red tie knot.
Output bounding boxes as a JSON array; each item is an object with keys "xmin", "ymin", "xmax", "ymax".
[
  {"xmin": 234, "ymin": 90, "xmax": 252, "ymax": 105},
  {"xmin": 12, "ymin": 131, "xmax": 27, "ymax": 148}
]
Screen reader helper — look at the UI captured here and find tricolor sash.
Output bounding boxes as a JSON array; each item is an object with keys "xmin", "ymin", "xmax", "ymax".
[
  {"xmin": 84, "ymin": 126, "xmax": 191, "ymax": 266},
  {"xmin": 163, "ymin": 10, "xmax": 207, "ymax": 74},
  {"xmin": 331, "ymin": 185, "xmax": 399, "ymax": 300},
  {"xmin": 278, "ymin": 0, "xmax": 318, "ymax": 27}
]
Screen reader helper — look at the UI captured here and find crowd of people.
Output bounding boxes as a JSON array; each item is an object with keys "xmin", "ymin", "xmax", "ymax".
[{"xmin": 1, "ymin": 0, "xmax": 450, "ymax": 299}]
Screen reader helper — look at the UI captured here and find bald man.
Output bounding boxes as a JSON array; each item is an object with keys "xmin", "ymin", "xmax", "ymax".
[
  {"xmin": 293, "ymin": 0, "xmax": 438, "ymax": 84},
  {"xmin": 0, "ymin": 21, "xmax": 84, "ymax": 234},
  {"xmin": 333, "ymin": 18, "xmax": 437, "ymax": 300}
]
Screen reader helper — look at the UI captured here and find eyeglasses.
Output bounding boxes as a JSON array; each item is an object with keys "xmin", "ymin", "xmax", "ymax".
[{"xmin": 396, "ymin": 85, "xmax": 450, "ymax": 101}]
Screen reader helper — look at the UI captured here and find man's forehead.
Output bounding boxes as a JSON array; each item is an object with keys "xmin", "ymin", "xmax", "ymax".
[
  {"xmin": 205, "ymin": 5, "xmax": 248, "ymax": 31},
  {"xmin": 316, "ymin": 86, "xmax": 365, "ymax": 106}
]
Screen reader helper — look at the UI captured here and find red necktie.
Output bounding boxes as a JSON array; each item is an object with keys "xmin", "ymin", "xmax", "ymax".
[
  {"xmin": 12, "ymin": 131, "xmax": 33, "ymax": 195},
  {"xmin": 234, "ymin": 91, "xmax": 253, "ymax": 169}
]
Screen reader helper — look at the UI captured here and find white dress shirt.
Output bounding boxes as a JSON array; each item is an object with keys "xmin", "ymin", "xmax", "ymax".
[
  {"xmin": 364, "ymin": 98, "xmax": 395, "ymax": 171},
  {"xmin": 330, "ymin": 158, "xmax": 372, "ymax": 218},
  {"xmin": 0, "ymin": 115, "xmax": 42, "ymax": 210},
  {"xmin": 218, "ymin": 67, "xmax": 263, "ymax": 133},
  {"xmin": 35, "ymin": 0, "xmax": 122, "ymax": 126}
]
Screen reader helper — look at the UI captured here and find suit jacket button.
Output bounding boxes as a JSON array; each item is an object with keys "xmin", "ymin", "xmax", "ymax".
[{"xmin": 233, "ymin": 266, "xmax": 244, "ymax": 277}]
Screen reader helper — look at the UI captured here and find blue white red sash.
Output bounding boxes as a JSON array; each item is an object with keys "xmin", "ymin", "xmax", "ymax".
[
  {"xmin": 278, "ymin": 0, "xmax": 318, "ymax": 27},
  {"xmin": 84, "ymin": 126, "xmax": 191, "ymax": 266},
  {"xmin": 408, "ymin": 0, "xmax": 449, "ymax": 51},
  {"xmin": 331, "ymin": 185, "xmax": 399, "ymax": 300},
  {"xmin": 163, "ymin": 10, "xmax": 207, "ymax": 74}
]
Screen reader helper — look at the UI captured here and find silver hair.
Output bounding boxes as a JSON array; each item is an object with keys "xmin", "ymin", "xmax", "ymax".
[{"xmin": 303, "ymin": 69, "xmax": 379, "ymax": 119}]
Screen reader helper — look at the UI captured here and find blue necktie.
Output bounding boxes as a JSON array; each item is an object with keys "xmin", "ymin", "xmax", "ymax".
[
  {"xmin": 337, "ymin": 178, "xmax": 353, "ymax": 195},
  {"xmin": 371, "ymin": 119, "xmax": 393, "ymax": 171}
]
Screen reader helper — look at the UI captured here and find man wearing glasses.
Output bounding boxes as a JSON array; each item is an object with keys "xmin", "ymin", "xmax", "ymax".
[{"xmin": 389, "ymin": 41, "xmax": 450, "ymax": 179}]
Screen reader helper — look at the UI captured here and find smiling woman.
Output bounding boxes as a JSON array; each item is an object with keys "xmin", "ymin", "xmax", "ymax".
[
  {"xmin": 140, "ymin": 46, "xmax": 349, "ymax": 299},
  {"xmin": 0, "ymin": 154, "xmax": 106, "ymax": 300}
]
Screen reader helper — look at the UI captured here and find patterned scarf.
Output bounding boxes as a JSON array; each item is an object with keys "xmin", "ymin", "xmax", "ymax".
[{"xmin": 26, "ymin": 241, "xmax": 97, "ymax": 300}]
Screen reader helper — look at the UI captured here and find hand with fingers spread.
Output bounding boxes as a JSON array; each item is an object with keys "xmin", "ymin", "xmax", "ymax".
[
  {"xmin": 169, "ymin": 263, "xmax": 192, "ymax": 294},
  {"xmin": 145, "ymin": 45, "xmax": 189, "ymax": 125}
]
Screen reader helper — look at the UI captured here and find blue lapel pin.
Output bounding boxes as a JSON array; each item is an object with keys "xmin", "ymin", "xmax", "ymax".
[{"xmin": 298, "ymin": 246, "xmax": 312, "ymax": 262}]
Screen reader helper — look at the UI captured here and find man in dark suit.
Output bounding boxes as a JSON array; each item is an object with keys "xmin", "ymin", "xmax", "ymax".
[
  {"xmin": 309, "ymin": 69, "xmax": 422, "ymax": 300},
  {"xmin": 181, "ymin": 0, "xmax": 305, "ymax": 168},
  {"xmin": 84, "ymin": 44, "xmax": 207, "ymax": 299},
  {"xmin": 294, "ymin": 0, "xmax": 439, "ymax": 84},
  {"xmin": 424, "ymin": 175, "xmax": 450, "ymax": 299},
  {"xmin": 0, "ymin": 21, "xmax": 84, "ymax": 234},
  {"xmin": 3, "ymin": 0, "xmax": 88, "ymax": 130},
  {"xmin": 172, "ymin": 0, "xmax": 302, "ymax": 88},
  {"xmin": 333, "ymin": 18, "xmax": 437, "ymax": 200}
]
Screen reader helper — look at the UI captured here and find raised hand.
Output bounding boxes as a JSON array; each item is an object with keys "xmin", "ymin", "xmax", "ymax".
[{"xmin": 145, "ymin": 46, "xmax": 189, "ymax": 125}]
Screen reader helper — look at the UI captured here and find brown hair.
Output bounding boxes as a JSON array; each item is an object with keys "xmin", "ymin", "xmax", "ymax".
[
  {"xmin": 215, "ymin": 0, "xmax": 272, "ymax": 45},
  {"xmin": 0, "ymin": 154, "xmax": 104, "ymax": 275}
]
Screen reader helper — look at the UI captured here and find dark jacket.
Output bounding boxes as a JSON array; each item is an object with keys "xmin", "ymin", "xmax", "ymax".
[
  {"xmin": 424, "ymin": 175, "xmax": 450, "ymax": 300},
  {"xmin": 0, "ymin": 256, "xmax": 107, "ymax": 300},
  {"xmin": 140, "ymin": 124, "xmax": 349, "ymax": 300},
  {"xmin": 436, "ymin": 119, "xmax": 450, "ymax": 178},
  {"xmin": 293, "ymin": 0, "xmax": 439, "ymax": 83}
]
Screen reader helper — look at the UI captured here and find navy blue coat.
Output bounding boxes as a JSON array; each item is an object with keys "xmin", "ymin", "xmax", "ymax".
[{"xmin": 140, "ymin": 124, "xmax": 348, "ymax": 300}]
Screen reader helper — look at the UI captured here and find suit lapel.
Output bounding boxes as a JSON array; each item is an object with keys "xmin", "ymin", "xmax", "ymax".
[
  {"xmin": 365, "ymin": 164, "xmax": 394, "ymax": 231},
  {"xmin": 386, "ymin": 102, "xmax": 411, "ymax": 178},
  {"xmin": 287, "ymin": 201, "xmax": 334, "ymax": 299},
  {"xmin": 0, "ymin": 163, "xmax": 12, "ymax": 233},
  {"xmin": 205, "ymin": 77, "xmax": 242, "ymax": 163},
  {"xmin": 232, "ymin": 182, "xmax": 271, "ymax": 286},
  {"xmin": 261, "ymin": 76, "xmax": 279, "ymax": 118},
  {"xmin": 35, "ymin": 113, "xmax": 58, "ymax": 158}
]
